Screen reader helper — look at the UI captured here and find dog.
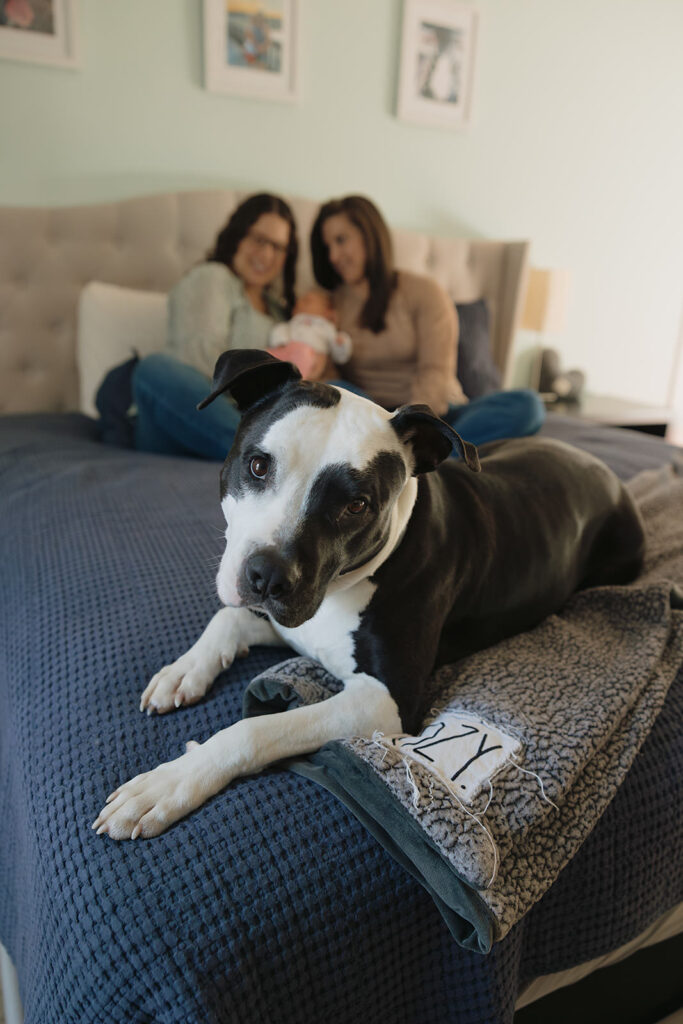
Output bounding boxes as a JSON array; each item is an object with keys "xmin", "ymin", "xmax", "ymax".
[{"xmin": 93, "ymin": 349, "xmax": 645, "ymax": 840}]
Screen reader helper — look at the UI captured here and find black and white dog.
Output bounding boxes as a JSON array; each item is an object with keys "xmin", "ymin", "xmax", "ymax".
[{"xmin": 94, "ymin": 350, "xmax": 645, "ymax": 840}]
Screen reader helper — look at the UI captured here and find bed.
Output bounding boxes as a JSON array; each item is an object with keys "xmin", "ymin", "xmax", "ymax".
[{"xmin": 0, "ymin": 191, "xmax": 681, "ymax": 1024}]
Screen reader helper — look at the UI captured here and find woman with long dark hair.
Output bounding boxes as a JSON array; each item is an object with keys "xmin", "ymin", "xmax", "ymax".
[
  {"xmin": 99, "ymin": 193, "xmax": 299, "ymax": 460},
  {"xmin": 310, "ymin": 194, "xmax": 544, "ymax": 448}
]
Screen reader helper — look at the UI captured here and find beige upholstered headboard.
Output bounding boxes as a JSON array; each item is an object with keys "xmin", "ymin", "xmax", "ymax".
[{"xmin": 0, "ymin": 190, "xmax": 529, "ymax": 414}]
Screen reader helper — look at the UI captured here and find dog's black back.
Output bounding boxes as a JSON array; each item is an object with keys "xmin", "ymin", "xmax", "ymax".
[{"xmin": 353, "ymin": 437, "xmax": 645, "ymax": 732}]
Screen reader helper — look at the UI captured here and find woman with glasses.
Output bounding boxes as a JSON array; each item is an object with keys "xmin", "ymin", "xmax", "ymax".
[{"xmin": 97, "ymin": 193, "xmax": 298, "ymax": 460}]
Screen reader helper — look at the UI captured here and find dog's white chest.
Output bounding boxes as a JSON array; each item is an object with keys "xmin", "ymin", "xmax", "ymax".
[{"xmin": 272, "ymin": 579, "xmax": 376, "ymax": 680}]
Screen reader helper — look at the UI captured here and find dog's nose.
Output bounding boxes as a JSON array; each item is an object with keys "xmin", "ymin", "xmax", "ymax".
[{"xmin": 245, "ymin": 551, "xmax": 294, "ymax": 602}]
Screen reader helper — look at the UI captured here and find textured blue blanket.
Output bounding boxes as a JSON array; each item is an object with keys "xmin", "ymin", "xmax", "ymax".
[{"xmin": 1, "ymin": 414, "xmax": 681, "ymax": 1024}]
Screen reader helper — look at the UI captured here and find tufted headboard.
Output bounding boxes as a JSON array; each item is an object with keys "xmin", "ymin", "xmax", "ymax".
[{"xmin": 0, "ymin": 190, "xmax": 529, "ymax": 414}]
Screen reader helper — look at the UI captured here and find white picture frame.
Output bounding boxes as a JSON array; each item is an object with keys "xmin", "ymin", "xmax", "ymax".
[
  {"xmin": 397, "ymin": 0, "xmax": 478, "ymax": 130},
  {"xmin": 0, "ymin": 0, "xmax": 79, "ymax": 69},
  {"xmin": 203, "ymin": 0, "xmax": 300, "ymax": 103}
]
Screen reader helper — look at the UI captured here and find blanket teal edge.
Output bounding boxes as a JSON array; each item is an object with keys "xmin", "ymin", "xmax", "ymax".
[{"xmin": 243, "ymin": 676, "xmax": 495, "ymax": 954}]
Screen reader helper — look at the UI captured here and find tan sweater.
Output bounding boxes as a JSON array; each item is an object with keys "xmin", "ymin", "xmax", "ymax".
[{"xmin": 333, "ymin": 270, "xmax": 466, "ymax": 415}]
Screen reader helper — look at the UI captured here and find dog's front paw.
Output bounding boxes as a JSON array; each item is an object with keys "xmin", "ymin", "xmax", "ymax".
[
  {"xmin": 140, "ymin": 653, "xmax": 214, "ymax": 714},
  {"xmin": 92, "ymin": 745, "xmax": 221, "ymax": 840},
  {"xmin": 139, "ymin": 644, "xmax": 245, "ymax": 715}
]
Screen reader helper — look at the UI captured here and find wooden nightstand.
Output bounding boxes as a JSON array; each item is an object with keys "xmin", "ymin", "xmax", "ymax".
[{"xmin": 544, "ymin": 394, "xmax": 674, "ymax": 437}]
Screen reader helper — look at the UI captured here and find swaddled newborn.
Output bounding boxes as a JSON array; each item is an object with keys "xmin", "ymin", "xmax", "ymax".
[{"xmin": 267, "ymin": 290, "xmax": 352, "ymax": 379}]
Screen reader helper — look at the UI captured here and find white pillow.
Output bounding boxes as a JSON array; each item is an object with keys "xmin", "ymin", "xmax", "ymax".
[{"xmin": 77, "ymin": 281, "xmax": 168, "ymax": 416}]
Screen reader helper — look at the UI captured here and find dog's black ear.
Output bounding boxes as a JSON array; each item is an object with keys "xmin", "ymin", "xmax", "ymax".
[
  {"xmin": 390, "ymin": 404, "xmax": 480, "ymax": 474},
  {"xmin": 197, "ymin": 349, "xmax": 302, "ymax": 413}
]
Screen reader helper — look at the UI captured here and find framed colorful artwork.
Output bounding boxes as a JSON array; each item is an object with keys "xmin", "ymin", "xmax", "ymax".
[
  {"xmin": 0, "ymin": 0, "xmax": 79, "ymax": 69},
  {"xmin": 203, "ymin": 0, "xmax": 300, "ymax": 103}
]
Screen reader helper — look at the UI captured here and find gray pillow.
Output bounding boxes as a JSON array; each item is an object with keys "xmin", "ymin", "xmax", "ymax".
[{"xmin": 455, "ymin": 299, "xmax": 501, "ymax": 398}]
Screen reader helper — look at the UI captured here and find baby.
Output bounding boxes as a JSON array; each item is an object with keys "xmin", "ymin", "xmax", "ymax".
[{"xmin": 267, "ymin": 291, "xmax": 352, "ymax": 380}]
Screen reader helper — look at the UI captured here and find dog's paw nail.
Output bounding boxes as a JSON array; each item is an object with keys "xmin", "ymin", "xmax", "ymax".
[
  {"xmin": 131, "ymin": 823, "xmax": 142, "ymax": 840},
  {"xmin": 174, "ymin": 695, "xmax": 183, "ymax": 708},
  {"xmin": 221, "ymin": 653, "xmax": 234, "ymax": 668},
  {"xmin": 96, "ymin": 824, "xmax": 108, "ymax": 836}
]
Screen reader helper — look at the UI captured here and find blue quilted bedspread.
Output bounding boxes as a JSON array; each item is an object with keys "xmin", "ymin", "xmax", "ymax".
[{"xmin": 0, "ymin": 413, "xmax": 681, "ymax": 1024}]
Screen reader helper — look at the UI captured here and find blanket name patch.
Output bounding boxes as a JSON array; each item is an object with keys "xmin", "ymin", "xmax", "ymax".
[{"xmin": 380, "ymin": 711, "xmax": 523, "ymax": 804}]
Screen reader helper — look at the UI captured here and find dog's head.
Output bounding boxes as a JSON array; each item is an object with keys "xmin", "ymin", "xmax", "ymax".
[{"xmin": 199, "ymin": 350, "xmax": 479, "ymax": 628}]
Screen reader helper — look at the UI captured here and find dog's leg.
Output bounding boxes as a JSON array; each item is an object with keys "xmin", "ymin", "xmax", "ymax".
[
  {"xmin": 140, "ymin": 607, "xmax": 280, "ymax": 714},
  {"xmin": 94, "ymin": 673, "xmax": 401, "ymax": 840}
]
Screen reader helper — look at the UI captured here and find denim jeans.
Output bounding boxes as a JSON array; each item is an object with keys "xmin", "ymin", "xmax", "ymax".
[
  {"xmin": 444, "ymin": 388, "xmax": 545, "ymax": 447},
  {"xmin": 325, "ymin": 384, "xmax": 545, "ymax": 448},
  {"xmin": 132, "ymin": 354, "xmax": 545, "ymax": 461},
  {"xmin": 133, "ymin": 354, "xmax": 240, "ymax": 461},
  {"xmin": 131, "ymin": 357, "xmax": 373, "ymax": 461}
]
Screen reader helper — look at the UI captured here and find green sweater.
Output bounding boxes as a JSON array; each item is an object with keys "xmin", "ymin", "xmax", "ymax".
[{"xmin": 167, "ymin": 262, "xmax": 287, "ymax": 378}]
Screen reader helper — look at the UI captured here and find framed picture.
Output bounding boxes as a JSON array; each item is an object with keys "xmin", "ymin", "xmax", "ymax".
[
  {"xmin": 0, "ymin": 0, "xmax": 78, "ymax": 69},
  {"xmin": 397, "ymin": 0, "xmax": 478, "ymax": 130},
  {"xmin": 203, "ymin": 0, "xmax": 300, "ymax": 103}
]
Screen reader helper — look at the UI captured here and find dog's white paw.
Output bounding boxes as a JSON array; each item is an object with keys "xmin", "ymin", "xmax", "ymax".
[
  {"xmin": 139, "ymin": 642, "xmax": 246, "ymax": 714},
  {"xmin": 139, "ymin": 653, "xmax": 214, "ymax": 714},
  {"xmin": 92, "ymin": 746, "xmax": 218, "ymax": 840}
]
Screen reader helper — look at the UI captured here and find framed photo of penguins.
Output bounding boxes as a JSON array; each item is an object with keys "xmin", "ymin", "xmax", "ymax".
[{"xmin": 397, "ymin": 0, "xmax": 478, "ymax": 130}]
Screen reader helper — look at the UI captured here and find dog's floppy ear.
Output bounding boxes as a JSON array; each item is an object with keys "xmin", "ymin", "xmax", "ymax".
[
  {"xmin": 197, "ymin": 349, "xmax": 302, "ymax": 413},
  {"xmin": 391, "ymin": 404, "xmax": 481, "ymax": 474}
]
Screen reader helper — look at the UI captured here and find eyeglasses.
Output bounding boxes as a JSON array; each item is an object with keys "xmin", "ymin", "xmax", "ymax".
[{"xmin": 247, "ymin": 230, "xmax": 289, "ymax": 257}]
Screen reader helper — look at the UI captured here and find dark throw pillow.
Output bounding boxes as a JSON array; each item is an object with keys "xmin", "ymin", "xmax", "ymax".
[
  {"xmin": 455, "ymin": 298, "xmax": 501, "ymax": 399},
  {"xmin": 95, "ymin": 353, "xmax": 139, "ymax": 448}
]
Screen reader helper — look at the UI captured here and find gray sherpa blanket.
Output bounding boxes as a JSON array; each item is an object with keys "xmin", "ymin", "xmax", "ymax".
[{"xmin": 244, "ymin": 465, "xmax": 683, "ymax": 953}]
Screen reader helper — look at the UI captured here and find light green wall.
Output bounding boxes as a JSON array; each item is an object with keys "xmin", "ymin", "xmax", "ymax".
[{"xmin": 1, "ymin": 0, "xmax": 682, "ymax": 405}]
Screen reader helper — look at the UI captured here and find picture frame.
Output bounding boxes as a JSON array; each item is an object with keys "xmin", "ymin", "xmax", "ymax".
[
  {"xmin": 397, "ymin": 0, "xmax": 478, "ymax": 130},
  {"xmin": 0, "ymin": 0, "xmax": 79, "ymax": 69},
  {"xmin": 203, "ymin": 0, "xmax": 300, "ymax": 103}
]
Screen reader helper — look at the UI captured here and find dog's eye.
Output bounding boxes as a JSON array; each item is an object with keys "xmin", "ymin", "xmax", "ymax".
[
  {"xmin": 249, "ymin": 456, "xmax": 270, "ymax": 480},
  {"xmin": 346, "ymin": 498, "xmax": 367, "ymax": 515}
]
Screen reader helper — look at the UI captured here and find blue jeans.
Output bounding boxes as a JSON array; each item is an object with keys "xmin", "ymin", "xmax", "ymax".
[
  {"xmin": 443, "ymin": 389, "xmax": 545, "ymax": 447},
  {"xmin": 328, "ymin": 381, "xmax": 545, "ymax": 450},
  {"xmin": 133, "ymin": 354, "xmax": 240, "ymax": 460},
  {"xmin": 131, "ymin": 359, "xmax": 372, "ymax": 461},
  {"xmin": 132, "ymin": 355, "xmax": 545, "ymax": 461}
]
